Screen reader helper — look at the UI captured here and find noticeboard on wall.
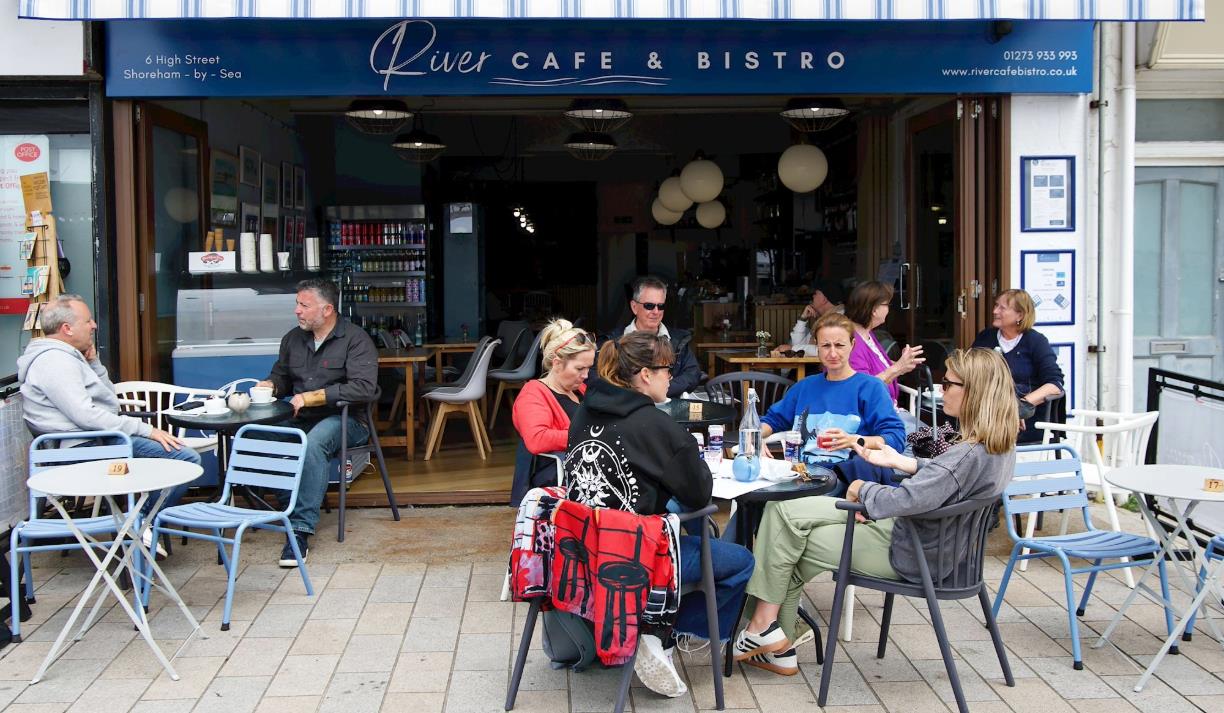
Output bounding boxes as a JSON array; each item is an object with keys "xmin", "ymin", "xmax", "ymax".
[
  {"xmin": 1021, "ymin": 156, "xmax": 1075, "ymax": 232},
  {"xmin": 1021, "ymin": 249, "xmax": 1075, "ymax": 326}
]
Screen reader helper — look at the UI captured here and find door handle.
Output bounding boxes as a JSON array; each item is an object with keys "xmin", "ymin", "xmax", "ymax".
[
  {"xmin": 899, "ymin": 263, "xmax": 911, "ymax": 309},
  {"xmin": 915, "ymin": 265, "xmax": 923, "ymax": 309},
  {"xmin": 957, "ymin": 290, "xmax": 967, "ymax": 318}
]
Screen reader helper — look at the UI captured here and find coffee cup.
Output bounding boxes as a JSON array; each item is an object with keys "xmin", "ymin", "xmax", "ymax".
[
  {"xmin": 250, "ymin": 386, "xmax": 274, "ymax": 404},
  {"xmin": 203, "ymin": 397, "xmax": 226, "ymax": 414}
]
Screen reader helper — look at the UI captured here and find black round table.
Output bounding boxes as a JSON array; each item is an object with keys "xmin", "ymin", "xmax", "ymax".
[
  {"xmin": 657, "ymin": 398, "xmax": 737, "ymax": 429},
  {"xmin": 163, "ymin": 400, "xmax": 295, "ymax": 437},
  {"xmin": 729, "ymin": 466, "xmax": 839, "ymax": 549}
]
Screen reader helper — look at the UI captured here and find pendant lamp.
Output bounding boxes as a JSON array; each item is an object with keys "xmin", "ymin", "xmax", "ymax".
[
  {"xmin": 652, "ymin": 198, "xmax": 683, "ymax": 226},
  {"xmin": 564, "ymin": 98, "xmax": 633, "ymax": 133},
  {"xmin": 779, "ymin": 98, "xmax": 849, "ymax": 133},
  {"xmin": 695, "ymin": 200, "xmax": 726, "ymax": 229},
  {"xmin": 679, "ymin": 153, "xmax": 723, "ymax": 203},
  {"xmin": 345, "ymin": 99, "xmax": 413, "ymax": 135},
  {"xmin": 778, "ymin": 143, "xmax": 829, "ymax": 193},
  {"xmin": 658, "ymin": 176, "xmax": 693, "ymax": 213},
  {"xmin": 392, "ymin": 117, "xmax": 447, "ymax": 162},
  {"xmin": 563, "ymin": 132, "xmax": 617, "ymax": 161}
]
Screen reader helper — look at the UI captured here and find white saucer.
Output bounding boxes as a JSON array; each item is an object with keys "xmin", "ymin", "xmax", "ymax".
[
  {"xmin": 199, "ymin": 407, "xmax": 231, "ymax": 416},
  {"xmin": 249, "ymin": 400, "xmax": 276, "ymax": 406}
]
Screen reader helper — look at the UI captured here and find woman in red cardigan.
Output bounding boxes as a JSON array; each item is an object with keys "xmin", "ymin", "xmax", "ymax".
[{"xmin": 510, "ymin": 318, "xmax": 596, "ymax": 504}]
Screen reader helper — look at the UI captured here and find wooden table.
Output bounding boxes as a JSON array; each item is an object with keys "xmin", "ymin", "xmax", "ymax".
[
  {"xmin": 694, "ymin": 342, "xmax": 759, "ymax": 377},
  {"xmin": 377, "ymin": 347, "xmax": 435, "ymax": 459},
  {"xmin": 424, "ymin": 338, "xmax": 480, "ymax": 383},
  {"xmin": 715, "ymin": 352, "xmax": 823, "ymax": 380}
]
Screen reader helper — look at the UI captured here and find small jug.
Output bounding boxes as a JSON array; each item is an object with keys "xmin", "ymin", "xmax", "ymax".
[{"xmin": 227, "ymin": 392, "xmax": 251, "ymax": 413}]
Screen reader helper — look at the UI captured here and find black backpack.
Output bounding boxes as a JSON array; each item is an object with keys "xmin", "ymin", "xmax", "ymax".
[{"xmin": 540, "ymin": 610, "xmax": 597, "ymax": 671}]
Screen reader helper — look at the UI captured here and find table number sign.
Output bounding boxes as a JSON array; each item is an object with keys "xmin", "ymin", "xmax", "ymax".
[
  {"xmin": 1203, "ymin": 479, "xmax": 1224, "ymax": 493},
  {"xmin": 688, "ymin": 401, "xmax": 703, "ymax": 420},
  {"xmin": 106, "ymin": 461, "xmax": 130, "ymax": 476}
]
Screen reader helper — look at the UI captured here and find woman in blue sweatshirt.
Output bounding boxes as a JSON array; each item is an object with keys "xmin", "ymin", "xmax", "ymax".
[{"xmin": 759, "ymin": 313, "xmax": 906, "ymax": 492}]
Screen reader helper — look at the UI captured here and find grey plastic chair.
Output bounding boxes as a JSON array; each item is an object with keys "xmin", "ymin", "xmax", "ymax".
[
  {"xmin": 488, "ymin": 330, "xmax": 542, "ymax": 429},
  {"xmin": 704, "ymin": 370, "xmax": 794, "ymax": 422},
  {"xmin": 818, "ymin": 498, "xmax": 1014, "ymax": 713},
  {"xmin": 421, "ymin": 335, "xmax": 493, "ymax": 397},
  {"xmin": 422, "ymin": 338, "xmax": 500, "ymax": 460},
  {"xmin": 505, "ymin": 503, "xmax": 725, "ymax": 713}
]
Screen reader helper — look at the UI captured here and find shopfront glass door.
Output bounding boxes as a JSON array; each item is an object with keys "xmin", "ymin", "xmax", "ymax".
[
  {"xmin": 1133, "ymin": 167, "xmax": 1224, "ymax": 409},
  {"xmin": 901, "ymin": 104, "xmax": 957, "ymax": 373},
  {"xmin": 137, "ymin": 104, "xmax": 208, "ymax": 381}
]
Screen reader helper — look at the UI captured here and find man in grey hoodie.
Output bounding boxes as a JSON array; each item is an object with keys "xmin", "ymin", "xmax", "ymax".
[{"xmin": 17, "ymin": 295, "xmax": 202, "ymax": 518}]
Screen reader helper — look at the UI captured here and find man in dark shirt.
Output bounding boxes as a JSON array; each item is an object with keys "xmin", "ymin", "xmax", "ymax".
[
  {"xmin": 607, "ymin": 275, "xmax": 702, "ymax": 398},
  {"xmin": 256, "ymin": 279, "xmax": 378, "ymax": 566}
]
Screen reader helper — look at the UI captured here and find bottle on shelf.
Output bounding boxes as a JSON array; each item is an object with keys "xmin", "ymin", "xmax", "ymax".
[{"xmin": 413, "ymin": 318, "xmax": 424, "ymax": 347}]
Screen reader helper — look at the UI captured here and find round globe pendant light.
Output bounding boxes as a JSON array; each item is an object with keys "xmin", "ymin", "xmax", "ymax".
[
  {"xmin": 658, "ymin": 176, "xmax": 693, "ymax": 213},
  {"xmin": 778, "ymin": 143, "xmax": 829, "ymax": 193},
  {"xmin": 651, "ymin": 198, "xmax": 683, "ymax": 226},
  {"xmin": 679, "ymin": 156, "xmax": 723, "ymax": 203},
  {"xmin": 695, "ymin": 200, "xmax": 726, "ymax": 229}
]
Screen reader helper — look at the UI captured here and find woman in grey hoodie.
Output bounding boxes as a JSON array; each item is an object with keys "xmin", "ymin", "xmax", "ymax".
[{"xmin": 732, "ymin": 348, "xmax": 1018, "ymax": 676}]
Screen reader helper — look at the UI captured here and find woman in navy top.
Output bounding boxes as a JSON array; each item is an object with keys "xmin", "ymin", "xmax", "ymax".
[{"xmin": 971, "ymin": 289, "xmax": 1064, "ymax": 442}]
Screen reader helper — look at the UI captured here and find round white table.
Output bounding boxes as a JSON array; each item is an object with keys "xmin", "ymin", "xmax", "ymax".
[
  {"xmin": 26, "ymin": 458, "xmax": 206, "ymax": 684},
  {"xmin": 1097, "ymin": 463, "xmax": 1224, "ymax": 691}
]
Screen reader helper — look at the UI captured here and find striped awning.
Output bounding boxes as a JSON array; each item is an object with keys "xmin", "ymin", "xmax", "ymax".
[{"xmin": 16, "ymin": 0, "xmax": 1208, "ymax": 21}]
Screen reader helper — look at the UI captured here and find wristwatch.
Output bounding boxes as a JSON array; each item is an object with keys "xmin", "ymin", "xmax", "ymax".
[{"xmin": 856, "ymin": 437, "xmax": 867, "ymax": 448}]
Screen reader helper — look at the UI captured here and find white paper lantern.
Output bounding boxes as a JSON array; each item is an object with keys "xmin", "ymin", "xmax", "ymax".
[
  {"xmin": 778, "ymin": 144, "xmax": 829, "ymax": 193},
  {"xmin": 679, "ymin": 158, "xmax": 724, "ymax": 203},
  {"xmin": 652, "ymin": 198, "xmax": 683, "ymax": 226},
  {"xmin": 658, "ymin": 176, "xmax": 693, "ymax": 213},
  {"xmin": 695, "ymin": 200, "xmax": 726, "ymax": 229},
  {"xmin": 164, "ymin": 187, "xmax": 199, "ymax": 223}
]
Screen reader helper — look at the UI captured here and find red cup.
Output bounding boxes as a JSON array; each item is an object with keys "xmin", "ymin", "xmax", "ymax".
[{"xmin": 817, "ymin": 432, "xmax": 836, "ymax": 450}]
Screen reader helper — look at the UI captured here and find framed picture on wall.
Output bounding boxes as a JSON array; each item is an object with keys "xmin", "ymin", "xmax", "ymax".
[
  {"xmin": 261, "ymin": 161, "xmax": 278, "ymax": 208},
  {"xmin": 293, "ymin": 165, "xmax": 306, "ymax": 211},
  {"xmin": 1020, "ymin": 156, "xmax": 1075, "ymax": 232},
  {"xmin": 209, "ymin": 150, "xmax": 239, "ymax": 228},
  {"xmin": 239, "ymin": 146, "xmax": 260, "ymax": 187},
  {"xmin": 295, "ymin": 215, "xmax": 306, "ymax": 246},
  {"xmin": 282, "ymin": 215, "xmax": 294, "ymax": 248},
  {"xmin": 281, "ymin": 162, "xmax": 294, "ymax": 210},
  {"xmin": 240, "ymin": 202, "xmax": 260, "ymax": 234}
]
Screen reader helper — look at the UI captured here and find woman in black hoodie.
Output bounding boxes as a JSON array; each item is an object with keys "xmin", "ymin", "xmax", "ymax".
[{"xmin": 563, "ymin": 331, "xmax": 754, "ymax": 698}]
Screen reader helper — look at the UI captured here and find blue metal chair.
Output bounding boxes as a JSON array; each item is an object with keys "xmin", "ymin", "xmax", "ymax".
[
  {"xmin": 1182, "ymin": 534, "xmax": 1224, "ymax": 641},
  {"xmin": 993, "ymin": 443, "xmax": 1175, "ymax": 669},
  {"xmin": 143, "ymin": 424, "xmax": 312, "ymax": 630},
  {"xmin": 10, "ymin": 431, "xmax": 135, "ymax": 642}
]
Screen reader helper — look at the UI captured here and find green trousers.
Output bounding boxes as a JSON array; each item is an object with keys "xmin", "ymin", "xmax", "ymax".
[{"xmin": 745, "ymin": 496, "xmax": 898, "ymax": 641}]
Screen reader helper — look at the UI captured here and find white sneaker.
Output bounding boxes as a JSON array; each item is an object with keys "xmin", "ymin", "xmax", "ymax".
[
  {"xmin": 142, "ymin": 529, "xmax": 168, "ymax": 559},
  {"xmin": 743, "ymin": 646, "xmax": 799, "ymax": 676},
  {"xmin": 634, "ymin": 634, "xmax": 688, "ymax": 698},
  {"xmin": 732, "ymin": 620, "xmax": 790, "ymax": 660}
]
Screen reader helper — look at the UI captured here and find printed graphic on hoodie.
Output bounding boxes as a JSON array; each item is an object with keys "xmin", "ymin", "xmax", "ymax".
[
  {"xmin": 792, "ymin": 409, "xmax": 862, "ymax": 466},
  {"xmin": 564, "ymin": 425, "xmax": 640, "ymax": 510}
]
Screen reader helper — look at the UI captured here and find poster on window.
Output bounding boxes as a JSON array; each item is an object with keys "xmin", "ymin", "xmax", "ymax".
[
  {"xmin": 1021, "ymin": 250, "xmax": 1075, "ymax": 326},
  {"xmin": 0, "ymin": 135, "xmax": 50, "ymax": 312}
]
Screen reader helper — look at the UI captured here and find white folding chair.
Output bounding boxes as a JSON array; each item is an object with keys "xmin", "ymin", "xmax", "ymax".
[{"xmin": 113, "ymin": 380, "xmax": 226, "ymax": 457}]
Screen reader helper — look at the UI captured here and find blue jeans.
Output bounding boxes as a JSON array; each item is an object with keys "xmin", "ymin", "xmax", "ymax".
[
  {"xmin": 674, "ymin": 535, "xmax": 755, "ymax": 642},
  {"xmin": 285, "ymin": 415, "xmax": 369, "ymax": 536},
  {"xmin": 76, "ymin": 436, "xmax": 203, "ymax": 515}
]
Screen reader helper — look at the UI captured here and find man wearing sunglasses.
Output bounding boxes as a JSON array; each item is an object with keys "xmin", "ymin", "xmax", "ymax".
[{"xmin": 608, "ymin": 275, "xmax": 702, "ymax": 398}]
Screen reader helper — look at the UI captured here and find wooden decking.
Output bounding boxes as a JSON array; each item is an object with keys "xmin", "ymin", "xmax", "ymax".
[{"xmin": 339, "ymin": 434, "xmax": 515, "ymax": 507}]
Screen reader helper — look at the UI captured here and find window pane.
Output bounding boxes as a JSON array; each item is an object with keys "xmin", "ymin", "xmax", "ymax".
[
  {"xmin": 1134, "ymin": 181, "xmax": 1162, "ymax": 337},
  {"xmin": 1177, "ymin": 182, "xmax": 1216, "ymax": 336}
]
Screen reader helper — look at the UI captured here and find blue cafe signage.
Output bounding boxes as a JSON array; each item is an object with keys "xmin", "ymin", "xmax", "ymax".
[{"xmin": 105, "ymin": 19, "xmax": 1094, "ymax": 98}]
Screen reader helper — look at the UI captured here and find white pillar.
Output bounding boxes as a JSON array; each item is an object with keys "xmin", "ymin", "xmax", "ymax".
[
  {"xmin": 1116, "ymin": 23, "xmax": 1137, "ymax": 414},
  {"xmin": 1097, "ymin": 22, "xmax": 1121, "ymax": 413}
]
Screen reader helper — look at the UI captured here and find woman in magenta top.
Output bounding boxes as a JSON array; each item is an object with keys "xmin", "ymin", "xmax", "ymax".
[{"xmin": 843, "ymin": 281, "xmax": 924, "ymax": 403}]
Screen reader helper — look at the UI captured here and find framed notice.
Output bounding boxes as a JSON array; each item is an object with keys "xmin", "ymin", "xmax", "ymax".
[
  {"xmin": 1051, "ymin": 342, "xmax": 1075, "ymax": 409},
  {"xmin": 238, "ymin": 146, "xmax": 260, "ymax": 187},
  {"xmin": 1021, "ymin": 156, "xmax": 1074, "ymax": 232},
  {"xmin": 209, "ymin": 150, "xmax": 238, "ymax": 227},
  {"xmin": 280, "ymin": 162, "xmax": 294, "ymax": 210},
  {"xmin": 1021, "ymin": 249, "xmax": 1075, "ymax": 326}
]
